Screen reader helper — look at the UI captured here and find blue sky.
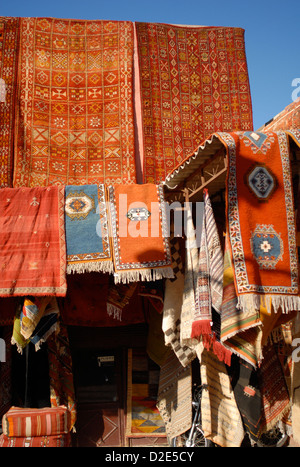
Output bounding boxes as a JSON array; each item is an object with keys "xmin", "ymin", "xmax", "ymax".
[{"xmin": 1, "ymin": 0, "xmax": 299, "ymax": 130}]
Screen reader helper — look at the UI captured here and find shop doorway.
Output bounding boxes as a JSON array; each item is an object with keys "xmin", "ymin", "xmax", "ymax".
[{"xmin": 72, "ymin": 347, "xmax": 126, "ymax": 447}]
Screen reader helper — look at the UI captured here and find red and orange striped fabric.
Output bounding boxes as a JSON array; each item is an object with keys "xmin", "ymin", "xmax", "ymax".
[{"xmin": 2, "ymin": 406, "xmax": 71, "ymax": 438}]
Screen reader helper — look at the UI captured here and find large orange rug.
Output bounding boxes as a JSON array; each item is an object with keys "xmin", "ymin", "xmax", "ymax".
[
  {"xmin": 135, "ymin": 23, "xmax": 253, "ymax": 183},
  {"xmin": 13, "ymin": 17, "xmax": 136, "ymax": 187},
  {"xmin": 221, "ymin": 130, "xmax": 300, "ymax": 318},
  {"xmin": 0, "ymin": 186, "xmax": 66, "ymax": 297},
  {"xmin": 108, "ymin": 183, "xmax": 173, "ymax": 283}
]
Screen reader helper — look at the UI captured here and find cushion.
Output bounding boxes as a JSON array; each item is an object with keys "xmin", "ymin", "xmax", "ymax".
[{"xmin": 2, "ymin": 406, "xmax": 71, "ymax": 437}]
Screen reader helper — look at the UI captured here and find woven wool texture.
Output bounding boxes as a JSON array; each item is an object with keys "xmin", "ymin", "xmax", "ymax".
[
  {"xmin": 135, "ymin": 23, "xmax": 253, "ymax": 183},
  {"xmin": 0, "ymin": 186, "xmax": 66, "ymax": 297},
  {"xmin": 2, "ymin": 405, "xmax": 72, "ymax": 437},
  {"xmin": 13, "ymin": 17, "xmax": 136, "ymax": 187},
  {"xmin": 0, "ymin": 17, "xmax": 20, "ymax": 187},
  {"xmin": 221, "ymin": 130, "xmax": 300, "ymax": 314}
]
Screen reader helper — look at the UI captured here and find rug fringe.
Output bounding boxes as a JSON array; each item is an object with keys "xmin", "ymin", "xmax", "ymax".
[
  {"xmin": 237, "ymin": 294, "xmax": 300, "ymax": 314},
  {"xmin": 67, "ymin": 260, "xmax": 114, "ymax": 275},
  {"xmin": 113, "ymin": 266, "xmax": 174, "ymax": 284},
  {"xmin": 106, "ymin": 303, "xmax": 122, "ymax": 321},
  {"xmin": 191, "ymin": 320, "xmax": 212, "ymax": 339}
]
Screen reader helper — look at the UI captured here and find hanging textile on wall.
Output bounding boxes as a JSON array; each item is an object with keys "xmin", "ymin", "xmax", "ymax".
[
  {"xmin": 0, "ymin": 17, "xmax": 20, "ymax": 188},
  {"xmin": 156, "ymin": 349, "xmax": 192, "ymax": 440},
  {"xmin": 65, "ymin": 184, "xmax": 113, "ymax": 274},
  {"xmin": 258, "ymin": 342, "xmax": 291, "ymax": 434},
  {"xmin": 108, "ymin": 183, "xmax": 173, "ymax": 283},
  {"xmin": 11, "ymin": 297, "xmax": 60, "ymax": 354},
  {"xmin": 220, "ymin": 130, "xmax": 300, "ymax": 316},
  {"xmin": 61, "ymin": 272, "xmax": 145, "ymax": 327},
  {"xmin": 162, "ymin": 224, "xmax": 196, "ymax": 367},
  {"xmin": 13, "ymin": 17, "xmax": 136, "ymax": 187},
  {"xmin": 135, "ymin": 23, "xmax": 253, "ymax": 184},
  {"xmin": 199, "ymin": 348, "xmax": 245, "ymax": 447},
  {"xmin": 191, "ymin": 189, "xmax": 231, "ymax": 365},
  {"xmin": 0, "ymin": 186, "xmax": 67, "ymax": 298}
]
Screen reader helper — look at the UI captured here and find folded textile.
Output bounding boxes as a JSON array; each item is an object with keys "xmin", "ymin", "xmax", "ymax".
[
  {"xmin": 258, "ymin": 342, "xmax": 291, "ymax": 434},
  {"xmin": 162, "ymin": 224, "xmax": 196, "ymax": 367},
  {"xmin": 180, "ymin": 204, "xmax": 199, "ymax": 350},
  {"xmin": 220, "ymin": 235, "xmax": 262, "ymax": 367},
  {"xmin": 228, "ymin": 355, "xmax": 262, "ymax": 443},
  {"xmin": 0, "ymin": 432, "xmax": 71, "ymax": 447},
  {"xmin": 2, "ymin": 405, "xmax": 72, "ymax": 437},
  {"xmin": 199, "ymin": 348, "xmax": 245, "ymax": 447},
  {"xmin": 11, "ymin": 297, "xmax": 60, "ymax": 353},
  {"xmin": 0, "ymin": 186, "xmax": 67, "ymax": 297},
  {"xmin": 13, "ymin": 17, "xmax": 136, "ymax": 187},
  {"xmin": 108, "ymin": 183, "xmax": 173, "ymax": 283},
  {"xmin": 191, "ymin": 189, "xmax": 231, "ymax": 365},
  {"xmin": 0, "ymin": 17, "xmax": 19, "ymax": 188},
  {"xmin": 106, "ymin": 279, "xmax": 137, "ymax": 321},
  {"xmin": 220, "ymin": 130, "xmax": 300, "ymax": 316},
  {"xmin": 20, "ymin": 297, "xmax": 52, "ymax": 340},
  {"xmin": 135, "ymin": 23, "xmax": 253, "ymax": 183},
  {"xmin": 65, "ymin": 184, "xmax": 113, "ymax": 274},
  {"xmin": 29, "ymin": 298, "xmax": 60, "ymax": 351},
  {"xmin": 156, "ymin": 349, "xmax": 192, "ymax": 440}
]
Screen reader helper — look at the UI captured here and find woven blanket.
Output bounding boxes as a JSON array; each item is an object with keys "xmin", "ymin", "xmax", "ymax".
[
  {"xmin": 11, "ymin": 297, "xmax": 60, "ymax": 353},
  {"xmin": 228, "ymin": 355, "xmax": 262, "ymax": 443},
  {"xmin": 0, "ymin": 432, "xmax": 71, "ymax": 447},
  {"xmin": 220, "ymin": 130, "xmax": 300, "ymax": 316},
  {"xmin": 65, "ymin": 184, "xmax": 113, "ymax": 274},
  {"xmin": 19, "ymin": 297, "xmax": 52, "ymax": 340},
  {"xmin": 13, "ymin": 17, "xmax": 136, "ymax": 187},
  {"xmin": 108, "ymin": 184, "xmax": 173, "ymax": 283},
  {"xmin": 180, "ymin": 204, "xmax": 199, "ymax": 349},
  {"xmin": 156, "ymin": 349, "xmax": 192, "ymax": 440},
  {"xmin": 191, "ymin": 189, "xmax": 231, "ymax": 365},
  {"xmin": 106, "ymin": 279, "xmax": 137, "ymax": 321},
  {"xmin": 0, "ymin": 17, "xmax": 19, "ymax": 187},
  {"xmin": 258, "ymin": 342, "xmax": 291, "ymax": 434},
  {"xmin": 199, "ymin": 348, "xmax": 245, "ymax": 447},
  {"xmin": 0, "ymin": 186, "xmax": 66, "ymax": 297},
  {"xmin": 162, "ymin": 225, "xmax": 196, "ymax": 367},
  {"xmin": 2, "ymin": 405, "xmax": 72, "ymax": 437},
  {"xmin": 135, "ymin": 23, "xmax": 253, "ymax": 183}
]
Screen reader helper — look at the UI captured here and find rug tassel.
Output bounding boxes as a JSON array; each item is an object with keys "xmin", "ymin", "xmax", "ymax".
[
  {"xmin": 237, "ymin": 294, "xmax": 300, "ymax": 314},
  {"xmin": 114, "ymin": 267, "xmax": 174, "ymax": 284},
  {"xmin": 106, "ymin": 303, "xmax": 122, "ymax": 321},
  {"xmin": 67, "ymin": 260, "xmax": 114, "ymax": 275},
  {"xmin": 191, "ymin": 320, "xmax": 212, "ymax": 339}
]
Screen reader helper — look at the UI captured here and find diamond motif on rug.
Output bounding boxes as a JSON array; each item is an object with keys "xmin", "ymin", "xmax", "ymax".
[
  {"xmin": 246, "ymin": 164, "xmax": 277, "ymax": 201},
  {"xmin": 250, "ymin": 224, "xmax": 284, "ymax": 270}
]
